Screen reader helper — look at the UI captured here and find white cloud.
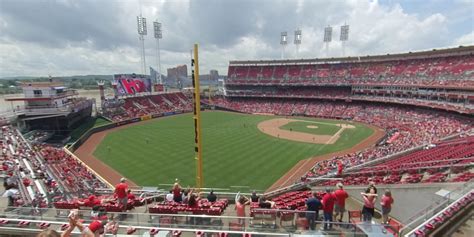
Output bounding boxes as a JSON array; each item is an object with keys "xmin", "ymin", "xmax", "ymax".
[
  {"xmin": 0, "ymin": 0, "xmax": 471, "ymax": 78},
  {"xmin": 454, "ymin": 31, "xmax": 474, "ymax": 46}
]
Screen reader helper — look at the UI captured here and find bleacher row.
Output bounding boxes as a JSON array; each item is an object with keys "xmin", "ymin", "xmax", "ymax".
[
  {"xmin": 102, "ymin": 92, "xmax": 192, "ymax": 122},
  {"xmin": 149, "ymin": 199, "xmax": 229, "ymax": 215},
  {"xmin": 319, "ymin": 136, "xmax": 474, "ymax": 187},
  {"xmin": 0, "ymin": 126, "xmax": 57, "ymax": 208},
  {"xmin": 208, "ymin": 97, "xmax": 474, "ymax": 185},
  {"xmin": 0, "ymin": 124, "xmax": 114, "ymax": 211},
  {"xmin": 228, "ymin": 54, "xmax": 474, "ymax": 87},
  {"xmin": 410, "ymin": 191, "xmax": 473, "ymax": 237},
  {"xmin": 223, "ymin": 88, "xmax": 473, "ymax": 114}
]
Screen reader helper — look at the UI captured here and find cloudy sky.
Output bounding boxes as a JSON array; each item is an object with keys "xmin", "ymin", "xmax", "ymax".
[{"xmin": 0, "ymin": 0, "xmax": 473, "ymax": 78}]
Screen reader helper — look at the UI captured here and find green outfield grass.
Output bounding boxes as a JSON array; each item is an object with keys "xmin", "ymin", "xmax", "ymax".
[
  {"xmin": 280, "ymin": 120, "xmax": 341, "ymax": 135},
  {"xmin": 93, "ymin": 111, "xmax": 374, "ymax": 190}
]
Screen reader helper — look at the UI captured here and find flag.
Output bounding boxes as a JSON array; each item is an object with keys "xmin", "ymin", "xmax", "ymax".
[{"xmin": 150, "ymin": 66, "xmax": 158, "ymax": 82}]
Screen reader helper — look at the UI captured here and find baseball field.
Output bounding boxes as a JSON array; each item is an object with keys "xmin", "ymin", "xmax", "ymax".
[{"xmin": 88, "ymin": 111, "xmax": 376, "ymax": 190}]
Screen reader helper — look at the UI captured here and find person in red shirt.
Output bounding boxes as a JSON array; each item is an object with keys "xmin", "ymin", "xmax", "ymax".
[
  {"xmin": 381, "ymin": 189, "xmax": 394, "ymax": 224},
  {"xmin": 114, "ymin": 178, "xmax": 128, "ymax": 212},
  {"xmin": 333, "ymin": 183, "xmax": 349, "ymax": 222},
  {"xmin": 81, "ymin": 195, "xmax": 102, "ymax": 207},
  {"xmin": 337, "ymin": 161, "xmax": 343, "ymax": 176},
  {"xmin": 127, "ymin": 190, "xmax": 136, "ymax": 201},
  {"xmin": 321, "ymin": 188, "xmax": 336, "ymax": 230}
]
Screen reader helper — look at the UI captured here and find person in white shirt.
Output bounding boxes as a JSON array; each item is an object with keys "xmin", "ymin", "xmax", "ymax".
[{"xmin": 165, "ymin": 190, "xmax": 174, "ymax": 202}]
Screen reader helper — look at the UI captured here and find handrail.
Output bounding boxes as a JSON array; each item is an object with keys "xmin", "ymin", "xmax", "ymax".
[
  {"xmin": 0, "ymin": 217, "xmax": 291, "ymax": 236},
  {"xmin": 403, "ymin": 187, "xmax": 473, "ymax": 237},
  {"xmin": 264, "ymin": 132, "xmax": 468, "ymax": 198},
  {"xmin": 399, "ymin": 181, "xmax": 473, "ymax": 235},
  {"xmin": 343, "ymin": 160, "xmax": 474, "ymax": 176}
]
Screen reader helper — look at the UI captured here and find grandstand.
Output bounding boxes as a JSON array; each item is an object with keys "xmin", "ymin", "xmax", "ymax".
[{"xmin": 0, "ymin": 47, "xmax": 473, "ymax": 237}]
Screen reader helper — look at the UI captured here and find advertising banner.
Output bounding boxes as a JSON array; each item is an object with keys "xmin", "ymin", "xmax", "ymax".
[{"xmin": 114, "ymin": 74, "xmax": 152, "ymax": 95}]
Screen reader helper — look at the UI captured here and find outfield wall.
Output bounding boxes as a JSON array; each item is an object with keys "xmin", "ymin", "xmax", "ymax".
[{"xmin": 68, "ymin": 110, "xmax": 187, "ymax": 152}]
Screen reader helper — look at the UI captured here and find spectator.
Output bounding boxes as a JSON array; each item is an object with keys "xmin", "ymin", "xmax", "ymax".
[
  {"xmin": 2, "ymin": 184, "xmax": 18, "ymax": 207},
  {"xmin": 182, "ymin": 189, "xmax": 189, "ymax": 204},
  {"xmin": 321, "ymin": 188, "xmax": 336, "ymax": 230},
  {"xmin": 250, "ymin": 191, "xmax": 259, "ymax": 202},
  {"xmin": 188, "ymin": 189, "xmax": 200, "ymax": 225},
  {"xmin": 381, "ymin": 189, "xmax": 394, "ymax": 224},
  {"xmin": 83, "ymin": 220, "xmax": 107, "ymax": 236},
  {"xmin": 259, "ymin": 196, "xmax": 276, "ymax": 209},
  {"xmin": 368, "ymin": 181, "xmax": 378, "ymax": 194},
  {"xmin": 37, "ymin": 209, "xmax": 85, "ymax": 237},
  {"xmin": 207, "ymin": 190, "xmax": 217, "ymax": 202},
  {"xmin": 361, "ymin": 187, "xmax": 378, "ymax": 222},
  {"xmin": 127, "ymin": 190, "xmax": 136, "ymax": 202},
  {"xmin": 235, "ymin": 195, "xmax": 250, "ymax": 224},
  {"xmin": 165, "ymin": 190, "xmax": 174, "ymax": 202},
  {"xmin": 305, "ymin": 192, "xmax": 322, "ymax": 231},
  {"xmin": 172, "ymin": 179, "xmax": 182, "ymax": 203},
  {"xmin": 114, "ymin": 178, "xmax": 128, "ymax": 212},
  {"xmin": 333, "ymin": 183, "xmax": 349, "ymax": 222},
  {"xmin": 337, "ymin": 161, "xmax": 343, "ymax": 176},
  {"xmin": 188, "ymin": 189, "xmax": 199, "ymax": 208}
]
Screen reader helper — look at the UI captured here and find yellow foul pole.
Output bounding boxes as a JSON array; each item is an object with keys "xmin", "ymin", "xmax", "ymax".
[{"xmin": 192, "ymin": 44, "xmax": 204, "ymax": 190}]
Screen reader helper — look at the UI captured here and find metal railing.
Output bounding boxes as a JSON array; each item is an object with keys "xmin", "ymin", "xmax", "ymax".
[
  {"xmin": 403, "ymin": 187, "xmax": 473, "ymax": 237},
  {"xmin": 399, "ymin": 181, "xmax": 473, "ymax": 235},
  {"xmin": 0, "ymin": 204, "xmax": 391, "ymax": 236}
]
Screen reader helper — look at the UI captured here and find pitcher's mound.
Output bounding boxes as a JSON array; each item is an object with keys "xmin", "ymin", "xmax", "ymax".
[{"xmin": 306, "ymin": 125, "xmax": 318, "ymax": 129}]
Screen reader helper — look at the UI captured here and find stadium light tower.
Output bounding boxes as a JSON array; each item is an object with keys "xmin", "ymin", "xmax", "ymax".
[
  {"xmin": 154, "ymin": 21, "xmax": 163, "ymax": 84},
  {"xmin": 137, "ymin": 15, "xmax": 148, "ymax": 75},
  {"xmin": 340, "ymin": 24, "xmax": 350, "ymax": 57},
  {"xmin": 294, "ymin": 28, "xmax": 302, "ymax": 58},
  {"xmin": 280, "ymin": 31, "xmax": 287, "ymax": 59},
  {"xmin": 323, "ymin": 25, "xmax": 332, "ymax": 57}
]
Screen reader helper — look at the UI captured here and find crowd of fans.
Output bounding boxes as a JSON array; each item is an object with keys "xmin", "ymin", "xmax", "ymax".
[
  {"xmin": 227, "ymin": 54, "xmax": 474, "ymax": 87},
  {"xmin": 318, "ymin": 135, "xmax": 474, "ymax": 187},
  {"xmin": 242, "ymin": 182, "xmax": 397, "ymax": 233},
  {"xmin": 101, "ymin": 92, "xmax": 192, "ymax": 122},
  {"xmin": 209, "ymin": 97, "xmax": 473, "ymax": 183},
  {"xmin": 0, "ymin": 124, "xmax": 113, "ymax": 212},
  {"xmin": 223, "ymin": 86, "xmax": 473, "ymax": 114}
]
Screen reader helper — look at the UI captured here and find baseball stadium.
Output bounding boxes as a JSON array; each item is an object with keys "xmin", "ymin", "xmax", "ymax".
[{"xmin": 0, "ymin": 1, "xmax": 473, "ymax": 237}]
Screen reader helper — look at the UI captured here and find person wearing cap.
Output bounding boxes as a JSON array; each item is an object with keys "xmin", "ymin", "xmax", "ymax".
[
  {"xmin": 114, "ymin": 178, "xmax": 128, "ymax": 212},
  {"xmin": 333, "ymin": 183, "xmax": 349, "ymax": 222}
]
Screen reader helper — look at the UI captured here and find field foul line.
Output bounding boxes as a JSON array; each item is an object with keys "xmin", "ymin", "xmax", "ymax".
[
  {"xmin": 277, "ymin": 141, "xmax": 330, "ymax": 188},
  {"xmin": 325, "ymin": 127, "xmax": 346, "ymax": 145},
  {"xmin": 277, "ymin": 126, "xmax": 347, "ymax": 188},
  {"xmin": 291, "ymin": 119, "xmax": 348, "ymax": 127}
]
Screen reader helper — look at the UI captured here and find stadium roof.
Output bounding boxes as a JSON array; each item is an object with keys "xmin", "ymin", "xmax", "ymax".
[{"xmin": 229, "ymin": 45, "xmax": 474, "ymax": 66}]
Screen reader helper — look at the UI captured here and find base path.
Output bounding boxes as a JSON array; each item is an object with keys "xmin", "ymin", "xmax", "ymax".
[
  {"xmin": 258, "ymin": 118, "xmax": 355, "ymax": 144},
  {"xmin": 266, "ymin": 122, "xmax": 385, "ymax": 192}
]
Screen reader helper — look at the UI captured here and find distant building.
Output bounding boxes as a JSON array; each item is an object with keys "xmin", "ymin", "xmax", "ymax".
[
  {"xmin": 167, "ymin": 65, "xmax": 188, "ymax": 81},
  {"xmin": 209, "ymin": 70, "xmax": 219, "ymax": 81},
  {"xmin": 167, "ymin": 65, "xmax": 188, "ymax": 89}
]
